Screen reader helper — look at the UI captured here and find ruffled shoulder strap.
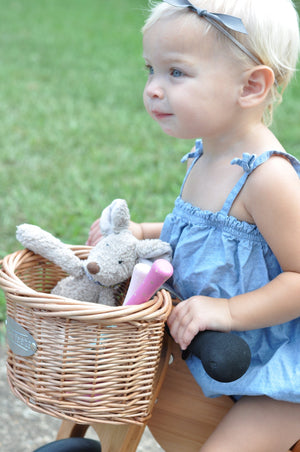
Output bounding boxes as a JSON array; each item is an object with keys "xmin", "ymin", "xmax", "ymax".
[
  {"xmin": 180, "ymin": 139, "xmax": 203, "ymax": 196},
  {"xmin": 181, "ymin": 139, "xmax": 203, "ymax": 163},
  {"xmin": 221, "ymin": 150, "xmax": 300, "ymax": 216}
]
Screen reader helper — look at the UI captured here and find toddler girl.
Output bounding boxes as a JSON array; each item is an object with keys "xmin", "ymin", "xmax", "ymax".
[{"xmin": 88, "ymin": 0, "xmax": 300, "ymax": 450}]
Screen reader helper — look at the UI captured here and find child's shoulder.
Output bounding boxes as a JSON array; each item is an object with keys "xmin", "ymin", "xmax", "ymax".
[
  {"xmin": 243, "ymin": 150, "xmax": 300, "ymax": 214},
  {"xmin": 250, "ymin": 151, "xmax": 300, "ymax": 184}
]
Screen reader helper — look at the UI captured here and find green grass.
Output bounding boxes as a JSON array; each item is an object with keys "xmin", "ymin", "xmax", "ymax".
[{"xmin": 0, "ymin": 0, "xmax": 299, "ymax": 321}]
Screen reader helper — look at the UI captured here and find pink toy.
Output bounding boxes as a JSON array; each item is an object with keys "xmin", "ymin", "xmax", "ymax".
[
  {"xmin": 123, "ymin": 263, "xmax": 151, "ymax": 305},
  {"xmin": 123, "ymin": 259, "xmax": 173, "ymax": 306}
]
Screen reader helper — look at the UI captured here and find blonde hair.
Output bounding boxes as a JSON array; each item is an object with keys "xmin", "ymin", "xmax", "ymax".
[{"xmin": 143, "ymin": 0, "xmax": 300, "ymax": 125}]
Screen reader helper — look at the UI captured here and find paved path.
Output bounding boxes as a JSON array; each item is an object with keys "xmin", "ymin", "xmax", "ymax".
[{"xmin": 0, "ymin": 341, "xmax": 163, "ymax": 452}]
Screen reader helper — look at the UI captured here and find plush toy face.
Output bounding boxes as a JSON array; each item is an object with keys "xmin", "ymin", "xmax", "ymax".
[{"xmin": 85, "ymin": 232, "xmax": 139, "ymax": 287}]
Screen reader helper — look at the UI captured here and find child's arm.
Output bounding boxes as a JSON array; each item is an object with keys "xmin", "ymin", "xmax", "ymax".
[
  {"xmin": 169, "ymin": 156, "xmax": 300, "ymax": 350},
  {"xmin": 87, "ymin": 218, "xmax": 163, "ymax": 245},
  {"xmin": 131, "ymin": 222, "xmax": 164, "ymax": 240}
]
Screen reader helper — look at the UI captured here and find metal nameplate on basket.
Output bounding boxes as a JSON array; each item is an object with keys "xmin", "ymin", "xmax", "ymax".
[{"xmin": 6, "ymin": 316, "xmax": 37, "ymax": 357}]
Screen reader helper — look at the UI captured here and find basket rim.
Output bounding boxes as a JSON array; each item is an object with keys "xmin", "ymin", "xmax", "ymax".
[{"xmin": 0, "ymin": 248, "xmax": 172, "ymax": 322}]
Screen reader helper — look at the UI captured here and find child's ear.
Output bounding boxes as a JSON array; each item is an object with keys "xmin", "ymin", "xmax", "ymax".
[{"xmin": 239, "ymin": 66, "xmax": 275, "ymax": 108}]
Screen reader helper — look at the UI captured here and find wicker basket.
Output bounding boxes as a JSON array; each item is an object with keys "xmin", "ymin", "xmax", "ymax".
[{"xmin": 0, "ymin": 247, "xmax": 172, "ymax": 425}]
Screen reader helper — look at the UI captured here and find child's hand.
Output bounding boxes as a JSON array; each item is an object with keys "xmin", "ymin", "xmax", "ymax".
[
  {"xmin": 167, "ymin": 296, "xmax": 232, "ymax": 350},
  {"xmin": 86, "ymin": 219, "xmax": 102, "ymax": 246}
]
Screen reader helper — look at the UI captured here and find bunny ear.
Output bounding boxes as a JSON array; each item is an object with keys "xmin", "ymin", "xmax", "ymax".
[{"xmin": 100, "ymin": 199, "xmax": 130, "ymax": 236}]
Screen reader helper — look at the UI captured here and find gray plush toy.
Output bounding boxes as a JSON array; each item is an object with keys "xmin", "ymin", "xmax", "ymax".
[{"xmin": 16, "ymin": 199, "xmax": 172, "ymax": 306}]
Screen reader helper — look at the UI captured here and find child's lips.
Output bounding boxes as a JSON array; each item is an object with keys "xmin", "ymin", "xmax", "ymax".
[{"xmin": 152, "ymin": 110, "xmax": 173, "ymax": 120}]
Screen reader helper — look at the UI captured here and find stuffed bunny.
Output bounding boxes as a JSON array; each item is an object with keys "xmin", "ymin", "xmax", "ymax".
[{"xmin": 16, "ymin": 199, "xmax": 172, "ymax": 306}]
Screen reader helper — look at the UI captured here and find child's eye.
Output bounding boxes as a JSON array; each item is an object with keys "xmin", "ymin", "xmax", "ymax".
[
  {"xmin": 170, "ymin": 68, "xmax": 183, "ymax": 78},
  {"xmin": 145, "ymin": 64, "xmax": 154, "ymax": 75}
]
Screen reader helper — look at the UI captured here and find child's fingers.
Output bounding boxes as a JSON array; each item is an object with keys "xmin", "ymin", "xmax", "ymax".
[
  {"xmin": 168, "ymin": 300, "xmax": 200, "ymax": 349},
  {"xmin": 90, "ymin": 219, "xmax": 100, "ymax": 232},
  {"xmin": 86, "ymin": 219, "xmax": 102, "ymax": 246}
]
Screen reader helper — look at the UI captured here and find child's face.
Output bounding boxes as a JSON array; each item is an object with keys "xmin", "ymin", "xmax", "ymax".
[{"xmin": 143, "ymin": 15, "xmax": 245, "ymax": 140}]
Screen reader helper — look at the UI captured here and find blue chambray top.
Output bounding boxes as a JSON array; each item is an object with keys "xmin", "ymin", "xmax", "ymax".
[{"xmin": 160, "ymin": 139, "xmax": 300, "ymax": 402}]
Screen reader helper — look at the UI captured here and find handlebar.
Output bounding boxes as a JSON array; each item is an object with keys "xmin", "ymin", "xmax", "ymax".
[{"xmin": 182, "ymin": 330, "xmax": 251, "ymax": 382}]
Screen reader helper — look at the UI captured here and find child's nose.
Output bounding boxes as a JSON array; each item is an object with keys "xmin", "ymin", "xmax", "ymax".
[{"xmin": 145, "ymin": 78, "xmax": 164, "ymax": 99}]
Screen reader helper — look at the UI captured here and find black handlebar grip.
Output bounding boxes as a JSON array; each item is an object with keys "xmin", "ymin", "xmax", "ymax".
[{"xmin": 184, "ymin": 330, "xmax": 251, "ymax": 382}]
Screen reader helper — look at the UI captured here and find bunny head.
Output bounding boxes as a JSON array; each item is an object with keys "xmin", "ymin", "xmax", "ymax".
[{"xmin": 84, "ymin": 199, "xmax": 172, "ymax": 289}]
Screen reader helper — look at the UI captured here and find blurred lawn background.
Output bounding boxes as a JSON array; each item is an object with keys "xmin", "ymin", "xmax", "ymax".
[{"xmin": 0, "ymin": 0, "xmax": 299, "ymax": 322}]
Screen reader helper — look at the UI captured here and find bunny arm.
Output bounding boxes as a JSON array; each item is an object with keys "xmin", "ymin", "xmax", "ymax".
[
  {"xmin": 136, "ymin": 239, "xmax": 172, "ymax": 263},
  {"xmin": 16, "ymin": 224, "xmax": 84, "ymax": 278}
]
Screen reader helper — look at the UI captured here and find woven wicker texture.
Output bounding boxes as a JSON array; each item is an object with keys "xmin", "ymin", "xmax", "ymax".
[{"xmin": 0, "ymin": 248, "xmax": 172, "ymax": 425}]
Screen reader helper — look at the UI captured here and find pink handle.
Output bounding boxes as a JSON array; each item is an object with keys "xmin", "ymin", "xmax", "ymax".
[
  {"xmin": 123, "ymin": 263, "xmax": 150, "ymax": 305},
  {"xmin": 123, "ymin": 259, "xmax": 173, "ymax": 306}
]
